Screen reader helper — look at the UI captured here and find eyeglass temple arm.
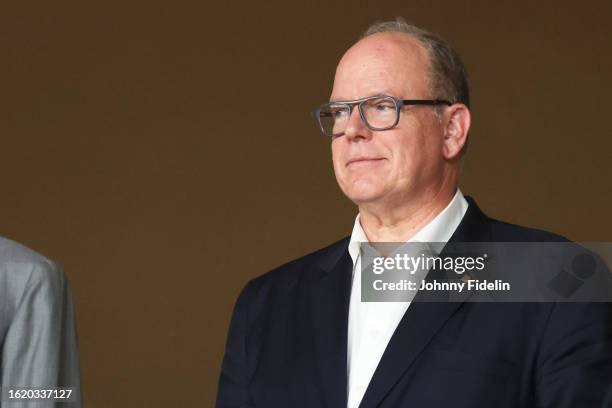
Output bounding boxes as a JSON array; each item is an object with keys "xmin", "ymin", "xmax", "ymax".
[{"xmin": 399, "ymin": 99, "xmax": 453, "ymax": 106}]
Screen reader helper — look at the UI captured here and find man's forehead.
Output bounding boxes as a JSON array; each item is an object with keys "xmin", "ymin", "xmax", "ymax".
[
  {"xmin": 329, "ymin": 79, "xmax": 401, "ymax": 102},
  {"xmin": 331, "ymin": 33, "xmax": 430, "ymax": 100}
]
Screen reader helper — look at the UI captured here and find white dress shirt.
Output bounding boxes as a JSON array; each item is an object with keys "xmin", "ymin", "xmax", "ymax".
[{"xmin": 346, "ymin": 190, "xmax": 469, "ymax": 408}]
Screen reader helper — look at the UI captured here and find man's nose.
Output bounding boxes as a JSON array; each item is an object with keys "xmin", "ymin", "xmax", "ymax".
[{"xmin": 344, "ymin": 107, "xmax": 372, "ymax": 141}]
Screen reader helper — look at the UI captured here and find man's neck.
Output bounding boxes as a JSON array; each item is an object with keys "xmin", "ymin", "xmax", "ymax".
[{"xmin": 358, "ymin": 186, "xmax": 457, "ymax": 243}]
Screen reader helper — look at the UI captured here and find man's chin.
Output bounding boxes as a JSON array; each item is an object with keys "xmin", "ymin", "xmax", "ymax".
[
  {"xmin": 338, "ymin": 178, "xmax": 391, "ymax": 205},
  {"xmin": 345, "ymin": 190, "xmax": 386, "ymax": 207}
]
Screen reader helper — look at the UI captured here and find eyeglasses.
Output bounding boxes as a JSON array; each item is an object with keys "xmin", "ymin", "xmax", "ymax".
[{"xmin": 311, "ymin": 95, "xmax": 452, "ymax": 138}]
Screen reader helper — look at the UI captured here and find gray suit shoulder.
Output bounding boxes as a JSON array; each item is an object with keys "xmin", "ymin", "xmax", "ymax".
[{"xmin": 0, "ymin": 235, "xmax": 65, "ymax": 284}]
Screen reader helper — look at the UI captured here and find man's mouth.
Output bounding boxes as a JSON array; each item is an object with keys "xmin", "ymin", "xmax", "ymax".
[{"xmin": 346, "ymin": 157, "xmax": 385, "ymax": 167}]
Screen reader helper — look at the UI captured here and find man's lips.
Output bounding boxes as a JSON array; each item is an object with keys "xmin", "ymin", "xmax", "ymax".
[{"xmin": 346, "ymin": 157, "xmax": 385, "ymax": 167}]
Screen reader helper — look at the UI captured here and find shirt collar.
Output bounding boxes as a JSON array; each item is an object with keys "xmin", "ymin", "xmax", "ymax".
[{"xmin": 348, "ymin": 189, "xmax": 469, "ymax": 266}]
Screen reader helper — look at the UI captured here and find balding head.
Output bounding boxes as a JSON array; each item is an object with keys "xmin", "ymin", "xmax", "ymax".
[
  {"xmin": 332, "ymin": 32, "xmax": 433, "ymax": 103},
  {"xmin": 360, "ymin": 19, "xmax": 470, "ymax": 107}
]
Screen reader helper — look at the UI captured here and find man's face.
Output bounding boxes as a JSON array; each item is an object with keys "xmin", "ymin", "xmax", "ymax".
[{"xmin": 331, "ymin": 33, "xmax": 448, "ymax": 208}]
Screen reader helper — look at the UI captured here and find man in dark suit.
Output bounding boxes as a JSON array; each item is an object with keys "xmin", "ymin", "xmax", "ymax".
[{"xmin": 217, "ymin": 18, "xmax": 612, "ymax": 407}]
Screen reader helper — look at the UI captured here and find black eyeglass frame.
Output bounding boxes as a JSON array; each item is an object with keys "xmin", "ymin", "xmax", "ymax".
[{"xmin": 311, "ymin": 95, "xmax": 453, "ymax": 137}]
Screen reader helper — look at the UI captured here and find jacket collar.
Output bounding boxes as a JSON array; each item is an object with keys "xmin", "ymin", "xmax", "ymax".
[{"xmin": 317, "ymin": 196, "xmax": 491, "ymax": 274}]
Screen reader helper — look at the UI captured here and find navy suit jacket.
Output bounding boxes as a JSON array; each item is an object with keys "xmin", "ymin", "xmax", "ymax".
[{"xmin": 217, "ymin": 197, "xmax": 612, "ymax": 407}]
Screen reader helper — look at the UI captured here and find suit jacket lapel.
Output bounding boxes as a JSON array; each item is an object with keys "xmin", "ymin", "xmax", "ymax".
[
  {"xmin": 359, "ymin": 197, "xmax": 492, "ymax": 408},
  {"xmin": 307, "ymin": 239, "xmax": 353, "ymax": 408}
]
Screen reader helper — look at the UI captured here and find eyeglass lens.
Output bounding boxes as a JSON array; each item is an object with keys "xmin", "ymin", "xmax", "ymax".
[{"xmin": 318, "ymin": 96, "xmax": 398, "ymax": 136}]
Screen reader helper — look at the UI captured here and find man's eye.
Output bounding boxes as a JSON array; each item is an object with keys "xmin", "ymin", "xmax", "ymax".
[
  {"xmin": 331, "ymin": 109, "xmax": 348, "ymax": 118},
  {"xmin": 375, "ymin": 103, "xmax": 394, "ymax": 111}
]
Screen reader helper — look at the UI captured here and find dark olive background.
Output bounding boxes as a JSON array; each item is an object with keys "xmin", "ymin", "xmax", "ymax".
[{"xmin": 2, "ymin": 0, "xmax": 611, "ymax": 406}]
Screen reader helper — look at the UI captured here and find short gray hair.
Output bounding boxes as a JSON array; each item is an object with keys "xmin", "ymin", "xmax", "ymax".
[{"xmin": 361, "ymin": 18, "xmax": 470, "ymax": 107}]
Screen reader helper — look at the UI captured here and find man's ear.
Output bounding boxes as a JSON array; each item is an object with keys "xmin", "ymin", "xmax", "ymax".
[{"xmin": 442, "ymin": 104, "xmax": 471, "ymax": 160}]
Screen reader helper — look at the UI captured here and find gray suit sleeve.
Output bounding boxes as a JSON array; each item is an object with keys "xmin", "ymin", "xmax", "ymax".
[{"xmin": 0, "ymin": 260, "xmax": 81, "ymax": 407}]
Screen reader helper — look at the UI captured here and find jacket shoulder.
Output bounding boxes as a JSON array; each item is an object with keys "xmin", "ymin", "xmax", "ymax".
[
  {"xmin": 0, "ymin": 236, "xmax": 67, "ymax": 313},
  {"xmin": 463, "ymin": 196, "xmax": 570, "ymax": 243},
  {"xmin": 486, "ymin": 218, "xmax": 570, "ymax": 242},
  {"xmin": 0, "ymin": 235, "xmax": 64, "ymax": 282},
  {"xmin": 246, "ymin": 236, "xmax": 349, "ymax": 291}
]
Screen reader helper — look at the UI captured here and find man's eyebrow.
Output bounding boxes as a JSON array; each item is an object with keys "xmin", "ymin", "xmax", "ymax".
[{"xmin": 329, "ymin": 92, "xmax": 395, "ymax": 102}]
